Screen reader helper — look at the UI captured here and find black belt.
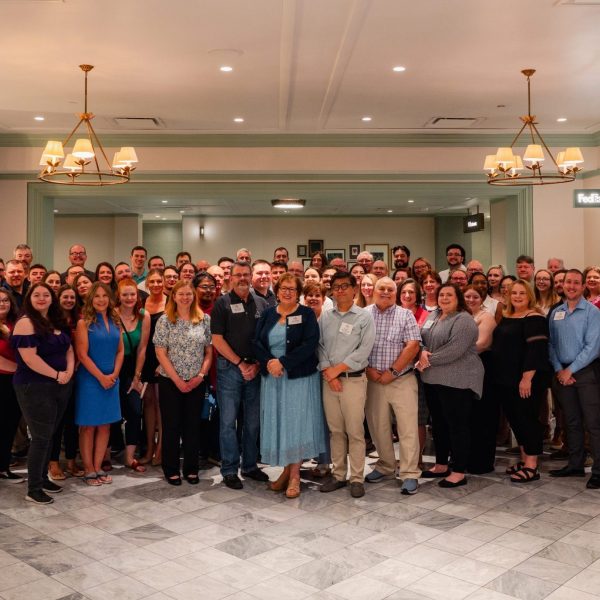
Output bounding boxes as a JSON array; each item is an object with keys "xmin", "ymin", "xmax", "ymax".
[{"xmin": 339, "ymin": 369, "xmax": 365, "ymax": 378}]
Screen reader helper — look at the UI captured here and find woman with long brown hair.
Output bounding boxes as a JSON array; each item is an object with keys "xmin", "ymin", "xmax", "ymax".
[{"xmin": 75, "ymin": 282, "xmax": 124, "ymax": 486}]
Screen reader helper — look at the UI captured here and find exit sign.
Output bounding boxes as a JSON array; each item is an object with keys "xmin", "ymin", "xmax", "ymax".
[{"xmin": 573, "ymin": 190, "xmax": 600, "ymax": 207}]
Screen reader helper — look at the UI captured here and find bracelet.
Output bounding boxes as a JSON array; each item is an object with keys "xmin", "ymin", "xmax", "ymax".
[
  {"xmin": 235, "ymin": 358, "xmax": 242, "ymax": 366},
  {"xmin": 199, "ymin": 373, "xmax": 205, "ymax": 378},
  {"xmin": 55, "ymin": 370, "xmax": 60, "ymax": 381}
]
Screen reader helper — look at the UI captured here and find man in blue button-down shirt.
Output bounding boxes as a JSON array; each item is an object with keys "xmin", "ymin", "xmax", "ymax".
[{"xmin": 548, "ymin": 269, "xmax": 600, "ymax": 490}]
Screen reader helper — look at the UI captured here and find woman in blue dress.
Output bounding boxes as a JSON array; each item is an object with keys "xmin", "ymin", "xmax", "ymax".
[
  {"xmin": 254, "ymin": 273, "xmax": 325, "ymax": 499},
  {"xmin": 75, "ymin": 282, "xmax": 123, "ymax": 486}
]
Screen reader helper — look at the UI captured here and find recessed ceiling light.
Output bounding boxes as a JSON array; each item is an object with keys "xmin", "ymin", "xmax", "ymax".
[
  {"xmin": 161, "ymin": 200, "xmax": 168, "ymax": 204},
  {"xmin": 556, "ymin": 117, "xmax": 567, "ymax": 122},
  {"xmin": 233, "ymin": 117, "xmax": 244, "ymax": 123},
  {"xmin": 407, "ymin": 199, "xmax": 415, "ymax": 204},
  {"xmin": 387, "ymin": 209, "xmax": 393, "ymax": 213},
  {"xmin": 179, "ymin": 210, "xmax": 185, "ymax": 214},
  {"xmin": 271, "ymin": 198, "xmax": 306, "ymax": 210},
  {"xmin": 161, "ymin": 217, "xmax": 167, "ymax": 221},
  {"xmin": 220, "ymin": 65, "xmax": 233, "ymax": 72},
  {"xmin": 53, "ymin": 209, "xmax": 59, "ymax": 213},
  {"xmin": 155, "ymin": 215, "xmax": 160, "ymax": 218},
  {"xmin": 34, "ymin": 116, "xmax": 45, "ymax": 121},
  {"xmin": 361, "ymin": 116, "xmax": 372, "ymax": 122},
  {"xmin": 392, "ymin": 66, "xmax": 406, "ymax": 72}
]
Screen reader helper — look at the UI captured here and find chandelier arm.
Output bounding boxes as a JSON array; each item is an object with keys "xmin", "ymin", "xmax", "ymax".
[
  {"xmin": 87, "ymin": 120, "xmax": 113, "ymax": 171},
  {"xmin": 84, "ymin": 119, "xmax": 102, "ymax": 181},
  {"xmin": 61, "ymin": 117, "xmax": 86, "ymax": 148},
  {"xmin": 509, "ymin": 121, "xmax": 529, "ymax": 148},
  {"xmin": 530, "ymin": 122, "xmax": 558, "ymax": 168}
]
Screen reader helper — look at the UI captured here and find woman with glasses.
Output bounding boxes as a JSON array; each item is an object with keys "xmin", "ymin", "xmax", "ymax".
[
  {"xmin": 153, "ymin": 280, "xmax": 213, "ymax": 485},
  {"xmin": 534, "ymin": 269, "xmax": 559, "ymax": 316},
  {"xmin": 254, "ymin": 273, "xmax": 325, "ymax": 498}
]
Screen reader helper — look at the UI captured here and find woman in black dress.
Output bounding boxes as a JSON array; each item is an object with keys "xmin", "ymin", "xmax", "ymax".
[{"xmin": 490, "ymin": 279, "xmax": 551, "ymax": 483}]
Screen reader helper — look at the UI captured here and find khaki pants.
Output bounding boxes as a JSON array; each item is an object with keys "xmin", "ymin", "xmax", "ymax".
[
  {"xmin": 322, "ymin": 375, "xmax": 367, "ymax": 483},
  {"xmin": 366, "ymin": 373, "xmax": 420, "ymax": 480}
]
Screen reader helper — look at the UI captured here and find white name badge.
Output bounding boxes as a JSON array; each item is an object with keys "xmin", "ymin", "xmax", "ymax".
[
  {"xmin": 288, "ymin": 315, "xmax": 302, "ymax": 325},
  {"xmin": 339, "ymin": 322, "xmax": 353, "ymax": 335},
  {"xmin": 422, "ymin": 320, "xmax": 434, "ymax": 329},
  {"xmin": 553, "ymin": 311, "xmax": 566, "ymax": 321},
  {"xmin": 230, "ymin": 303, "xmax": 244, "ymax": 314}
]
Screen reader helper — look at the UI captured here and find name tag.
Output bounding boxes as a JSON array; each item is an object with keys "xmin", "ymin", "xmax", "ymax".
[
  {"xmin": 288, "ymin": 315, "xmax": 302, "ymax": 325},
  {"xmin": 422, "ymin": 320, "xmax": 434, "ymax": 329},
  {"xmin": 230, "ymin": 303, "xmax": 244, "ymax": 314},
  {"xmin": 339, "ymin": 322, "xmax": 353, "ymax": 335},
  {"xmin": 553, "ymin": 311, "xmax": 566, "ymax": 321}
]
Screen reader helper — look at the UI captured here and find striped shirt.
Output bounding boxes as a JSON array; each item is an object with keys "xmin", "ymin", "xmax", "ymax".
[{"xmin": 365, "ymin": 304, "xmax": 421, "ymax": 372}]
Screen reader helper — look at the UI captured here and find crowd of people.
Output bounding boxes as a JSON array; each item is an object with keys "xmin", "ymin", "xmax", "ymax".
[{"xmin": 0, "ymin": 241, "xmax": 599, "ymax": 506}]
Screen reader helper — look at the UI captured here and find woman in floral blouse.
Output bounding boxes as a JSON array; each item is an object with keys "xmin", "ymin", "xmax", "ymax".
[{"xmin": 153, "ymin": 280, "xmax": 212, "ymax": 485}]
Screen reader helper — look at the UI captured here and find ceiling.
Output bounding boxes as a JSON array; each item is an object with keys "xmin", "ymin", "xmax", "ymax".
[{"xmin": 2, "ymin": 0, "xmax": 599, "ymax": 217}]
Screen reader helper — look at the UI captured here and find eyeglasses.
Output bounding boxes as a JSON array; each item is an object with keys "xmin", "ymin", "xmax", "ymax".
[
  {"xmin": 535, "ymin": 277, "xmax": 551, "ymax": 282},
  {"xmin": 279, "ymin": 287, "xmax": 297, "ymax": 294},
  {"xmin": 0, "ymin": 298, "xmax": 11, "ymax": 304},
  {"xmin": 198, "ymin": 285, "xmax": 216, "ymax": 291},
  {"xmin": 332, "ymin": 283, "xmax": 352, "ymax": 292},
  {"xmin": 70, "ymin": 251, "xmax": 86, "ymax": 257}
]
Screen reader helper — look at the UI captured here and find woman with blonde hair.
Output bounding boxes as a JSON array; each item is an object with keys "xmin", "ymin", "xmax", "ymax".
[
  {"xmin": 75, "ymin": 282, "xmax": 123, "ymax": 486},
  {"xmin": 355, "ymin": 273, "xmax": 377, "ymax": 307},
  {"xmin": 490, "ymin": 279, "xmax": 551, "ymax": 483},
  {"xmin": 583, "ymin": 266, "xmax": 600, "ymax": 308},
  {"xmin": 153, "ymin": 280, "xmax": 212, "ymax": 485},
  {"xmin": 534, "ymin": 269, "xmax": 560, "ymax": 315}
]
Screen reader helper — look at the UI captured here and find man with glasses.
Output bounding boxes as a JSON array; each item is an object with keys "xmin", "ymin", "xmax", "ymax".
[
  {"xmin": 61, "ymin": 244, "xmax": 94, "ymax": 283},
  {"xmin": 210, "ymin": 261, "xmax": 270, "ymax": 489},
  {"xmin": 439, "ymin": 244, "xmax": 467, "ymax": 283},
  {"xmin": 162, "ymin": 265, "xmax": 180, "ymax": 295},
  {"xmin": 318, "ymin": 271, "xmax": 375, "ymax": 498}
]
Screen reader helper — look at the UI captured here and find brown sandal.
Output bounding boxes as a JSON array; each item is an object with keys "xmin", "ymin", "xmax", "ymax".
[
  {"xmin": 269, "ymin": 467, "xmax": 290, "ymax": 492},
  {"xmin": 285, "ymin": 477, "xmax": 301, "ymax": 499},
  {"xmin": 48, "ymin": 461, "xmax": 66, "ymax": 481}
]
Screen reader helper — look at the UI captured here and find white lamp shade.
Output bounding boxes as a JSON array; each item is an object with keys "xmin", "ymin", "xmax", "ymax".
[
  {"xmin": 42, "ymin": 140, "xmax": 64, "ymax": 160},
  {"xmin": 63, "ymin": 154, "xmax": 82, "ymax": 171},
  {"xmin": 112, "ymin": 151, "xmax": 124, "ymax": 168},
  {"xmin": 483, "ymin": 154, "xmax": 498, "ymax": 171},
  {"xmin": 119, "ymin": 147, "xmax": 138, "ymax": 164},
  {"xmin": 523, "ymin": 144, "xmax": 545, "ymax": 163},
  {"xmin": 72, "ymin": 138, "xmax": 95, "ymax": 159},
  {"xmin": 512, "ymin": 155, "xmax": 524, "ymax": 171},
  {"xmin": 495, "ymin": 147, "xmax": 515, "ymax": 166},
  {"xmin": 564, "ymin": 147, "xmax": 584, "ymax": 165},
  {"xmin": 556, "ymin": 151, "xmax": 566, "ymax": 167}
]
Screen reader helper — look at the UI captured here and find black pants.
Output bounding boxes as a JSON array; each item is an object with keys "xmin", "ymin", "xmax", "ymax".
[
  {"xmin": 498, "ymin": 380, "xmax": 545, "ymax": 456},
  {"xmin": 0, "ymin": 373, "xmax": 21, "ymax": 472},
  {"xmin": 468, "ymin": 353, "xmax": 499, "ymax": 474},
  {"xmin": 14, "ymin": 381, "xmax": 71, "ymax": 492},
  {"xmin": 50, "ymin": 387, "xmax": 79, "ymax": 461},
  {"xmin": 158, "ymin": 376, "xmax": 203, "ymax": 478},
  {"xmin": 424, "ymin": 383, "xmax": 474, "ymax": 473},
  {"xmin": 119, "ymin": 375, "xmax": 143, "ymax": 446},
  {"xmin": 554, "ymin": 362, "xmax": 600, "ymax": 475}
]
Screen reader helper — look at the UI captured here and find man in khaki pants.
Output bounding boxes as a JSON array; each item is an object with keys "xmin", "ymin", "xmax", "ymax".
[
  {"xmin": 364, "ymin": 278, "xmax": 421, "ymax": 495},
  {"xmin": 318, "ymin": 271, "xmax": 375, "ymax": 498}
]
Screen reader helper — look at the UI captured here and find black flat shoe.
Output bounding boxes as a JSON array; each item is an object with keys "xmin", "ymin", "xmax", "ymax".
[
  {"xmin": 549, "ymin": 466, "xmax": 585, "ymax": 478},
  {"xmin": 185, "ymin": 474, "xmax": 200, "ymax": 485},
  {"xmin": 166, "ymin": 476, "xmax": 182, "ymax": 486},
  {"xmin": 421, "ymin": 469, "xmax": 450, "ymax": 479},
  {"xmin": 438, "ymin": 477, "xmax": 467, "ymax": 488},
  {"xmin": 241, "ymin": 468, "xmax": 269, "ymax": 482}
]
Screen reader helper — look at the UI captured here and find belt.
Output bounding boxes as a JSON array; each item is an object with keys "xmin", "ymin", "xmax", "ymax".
[{"xmin": 339, "ymin": 369, "xmax": 365, "ymax": 378}]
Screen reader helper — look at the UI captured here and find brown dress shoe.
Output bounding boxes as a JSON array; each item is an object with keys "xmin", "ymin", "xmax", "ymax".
[
  {"xmin": 269, "ymin": 466, "xmax": 290, "ymax": 492},
  {"xmin": 285, "ymin": 477, "xmax": 301, "ymax": 499}
]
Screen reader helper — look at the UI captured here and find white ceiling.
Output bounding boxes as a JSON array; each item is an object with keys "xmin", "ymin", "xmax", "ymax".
[{"xmin": 1, "ymin": 0, "xmax": 599, "ymax": 134}]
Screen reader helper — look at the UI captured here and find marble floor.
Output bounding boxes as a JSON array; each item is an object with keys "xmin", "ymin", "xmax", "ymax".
[{"xmin": 1, "ymin": 451, "xmax": 600, "ymax": 600}]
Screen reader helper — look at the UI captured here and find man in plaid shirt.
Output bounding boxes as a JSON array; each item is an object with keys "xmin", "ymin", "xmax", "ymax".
[{"xmin": 364, "ymin": 277, "xmax": 422, "ymax": 495}]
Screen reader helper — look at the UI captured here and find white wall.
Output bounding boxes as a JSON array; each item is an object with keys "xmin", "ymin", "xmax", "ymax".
[{"xmin": 182, "ymin": 215, "xmax": 435, "ymax": 267}]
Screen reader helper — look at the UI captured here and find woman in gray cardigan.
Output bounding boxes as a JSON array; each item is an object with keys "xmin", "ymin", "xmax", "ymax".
[{"xmin": 416, "ymin": 284, "xmax": 484, "ymax": 488}]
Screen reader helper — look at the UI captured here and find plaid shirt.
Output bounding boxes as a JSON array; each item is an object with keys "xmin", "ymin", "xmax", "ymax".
[{"xmin": 365, "ymin": 304, "xmax": 421, "ymax": 372}]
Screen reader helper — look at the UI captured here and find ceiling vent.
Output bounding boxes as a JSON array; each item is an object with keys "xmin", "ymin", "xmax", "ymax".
[
  {"xmin": 424, "ymin": 117, "xmax": 485, "ymax": 129},
  {"xmin": 113, "ymin": 117, "xmax": 164, "ymax": 130},
  {"xmin": 556, "ymin": 0, "xmax": 600, "ymax": 5}
]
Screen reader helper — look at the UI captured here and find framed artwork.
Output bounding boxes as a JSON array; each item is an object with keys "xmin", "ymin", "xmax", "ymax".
[
  {"xmin": 325, "ymin": 248, "xmax": 345, "ymax": 263},
  {"xmin": 297, "ymin": 244, "xmax": 307, "ymax": 257},
  {"xmin": 364, "ymin": 243, "xmax": 390, "ymax": 264},
  {"xmin": 302, "ymin": 258, "xmax": 312, "ymax": 269},
  {"xmin": 308, "ymin": 239, "xmax": 324, "ymax": 254},
  {"xmin": 349, "ymin": 244, "xmax": 360, "ymax": 259}
]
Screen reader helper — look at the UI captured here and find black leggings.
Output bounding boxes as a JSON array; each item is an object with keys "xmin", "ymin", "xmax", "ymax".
[
  {"xmin": 424, "ymin": 383, "xmax": 475, "ymax": 474},
  {"xmin": 498, "ymin": 382, "xmax": 545, "ymax": 456},
  {"xmin": 50, "ymin": 388, "xmax": 79, "ymax": 461}
]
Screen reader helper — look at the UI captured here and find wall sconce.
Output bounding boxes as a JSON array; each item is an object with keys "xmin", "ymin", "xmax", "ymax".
[{"xmin": 200, "ymin": 226, "xmax": 205, "ymax": 238}]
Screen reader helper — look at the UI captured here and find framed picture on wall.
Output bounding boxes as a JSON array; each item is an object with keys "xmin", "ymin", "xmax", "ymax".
[
  {"xmin": 297, "ymin": 244, "xmax": 307, "ymax": 257},
  {"xmin": 364, "ymin": 243, "xmax": 390, "ymax": 264},
  {"xmin": 302, "ymin": 258, "xmax": 312, "ymax": 269},
  {"xmin": 308, "ymin": 239, "xmax": 324, "ymax": 254},
  {"xmin": 325, "ymin": 249, "xmax": 345, "ymax": 263},
  {"xmin": 349, "ymin": 244, "xmax": 360, "ymax": 259}
]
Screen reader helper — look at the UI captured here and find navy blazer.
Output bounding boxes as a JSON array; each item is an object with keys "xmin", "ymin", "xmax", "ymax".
[{"xmin": 253, "ymin": 304, "xmax": 319, "ymax": 379}]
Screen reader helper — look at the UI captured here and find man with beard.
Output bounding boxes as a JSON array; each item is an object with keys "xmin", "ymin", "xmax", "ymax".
[{"xmin": 392, "ymin": 245, "xmax": 410, "ymax": 270}]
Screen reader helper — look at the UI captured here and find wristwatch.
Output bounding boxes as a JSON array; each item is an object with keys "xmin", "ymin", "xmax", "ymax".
[{"xmin": 389, "ymin": 367, "xmax": 402, "ymax": 378}]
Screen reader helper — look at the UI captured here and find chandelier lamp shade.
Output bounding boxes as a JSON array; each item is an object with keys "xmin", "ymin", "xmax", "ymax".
[
  {"xmin": 38, "ymin": 65, "xmax": 138, "ymax": 186},
  {"xmin": 484, "ymin": 69, "xmax": 583, "ymax": 186}
]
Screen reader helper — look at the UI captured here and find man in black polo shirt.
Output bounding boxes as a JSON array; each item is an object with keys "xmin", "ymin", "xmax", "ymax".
[{"xmin": 211, "ymin": 261, "xmax": 269, "ymax": 489}]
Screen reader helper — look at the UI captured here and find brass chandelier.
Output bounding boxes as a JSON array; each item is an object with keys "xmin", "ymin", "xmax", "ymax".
[
  {"xmin": 484, "ymin": 69, "xmax": 583, "ymax": 186},
  {"xmin": 38, "ymin": 65, "xmax": 138, "ymax": 186}
]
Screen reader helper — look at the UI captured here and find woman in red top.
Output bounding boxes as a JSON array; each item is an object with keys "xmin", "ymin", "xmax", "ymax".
[{"xmin": 0, "ymin": 288, "xmax": 22, "ymax": 482}]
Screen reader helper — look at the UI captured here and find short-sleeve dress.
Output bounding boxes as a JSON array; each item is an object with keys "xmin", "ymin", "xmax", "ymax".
[{"xmin": 75, "ymin": 316, "xmax": 121, "ymax": 426}]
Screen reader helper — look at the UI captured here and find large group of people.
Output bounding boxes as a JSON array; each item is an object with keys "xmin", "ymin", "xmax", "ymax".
[{"xmin": 0, "ymin": 241, "xmax": 599, "ymax": 507}]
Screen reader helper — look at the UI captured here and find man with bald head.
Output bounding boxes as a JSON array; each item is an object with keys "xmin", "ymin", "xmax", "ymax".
[
  {"xmin": 371, "ymin": 260, "xmax": 389, "ymax": 279},
  {"xmin": 287, "ymin": 260, "xmax": 304, "ymax": 280},
  {"xmin": 466, "ymin": 260, "xmax": 484, "ymax": 281},
  {"xmin": 364, "ymin": 277, "xmax": 421, "ymax": 495}
]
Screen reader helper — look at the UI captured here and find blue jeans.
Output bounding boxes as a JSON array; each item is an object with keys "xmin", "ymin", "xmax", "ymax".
[{"xmin": 216, "ymin": 357, "xmax": 261, "ymax": 476}]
